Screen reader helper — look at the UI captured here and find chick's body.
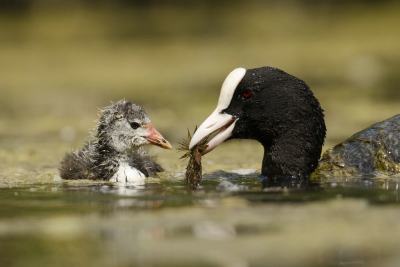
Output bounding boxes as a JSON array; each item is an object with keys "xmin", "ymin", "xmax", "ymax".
[{"xmin": 59, "ymin": 100, "xmax": 171, "ymax": 183}]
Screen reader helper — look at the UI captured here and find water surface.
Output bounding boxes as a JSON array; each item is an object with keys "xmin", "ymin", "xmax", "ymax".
[{"xmin": 1, "ymin": 138, "xmax": 400, "ymax": 267}]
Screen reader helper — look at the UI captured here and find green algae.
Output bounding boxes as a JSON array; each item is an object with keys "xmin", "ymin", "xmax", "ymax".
[
  {"xmin": 311, "ymin": 145, "xmax": 361, "ymax": 179},
  {"xmin": 374, "ymin": 149, "xmax": 400, "ymax": 174},
  {"xmin": 313, "ymin": 138, "xmax": 400, "ymax": 179},
  {"xmin": 178, "ymin": 127, "xmax": 210, "ymax": 190}
]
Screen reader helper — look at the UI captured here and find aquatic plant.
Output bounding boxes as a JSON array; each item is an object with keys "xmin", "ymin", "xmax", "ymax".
[{"xmin": 178, "ymin": 126, "xmax": 210, "ymax": 189}]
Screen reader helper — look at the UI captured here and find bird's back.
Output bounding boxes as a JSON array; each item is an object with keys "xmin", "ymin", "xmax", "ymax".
[
  {"xmin": 59, "ymin": 142, "xmax": 102, "ymax": 180},
  {"xmin": 60, "ymin": 143, "xmax": 163, "ymax": 180},
  {"xmin": 313, "ymin": 114, "xmax": 400, "ymax": 177}
]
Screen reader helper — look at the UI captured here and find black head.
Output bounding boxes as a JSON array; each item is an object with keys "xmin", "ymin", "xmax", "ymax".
[{"xmin": 190, "ymin": 67, "xmax": 326, "ymax": 178}]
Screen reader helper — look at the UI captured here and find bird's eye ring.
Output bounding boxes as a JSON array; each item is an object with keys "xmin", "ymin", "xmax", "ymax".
[
  {"xmin": 130, "ymin": 122, "xmax": 140, "ymax": 129},
  {"xmin": 242, "ymin": 89, "xmax": 253, "ymax": 98}
]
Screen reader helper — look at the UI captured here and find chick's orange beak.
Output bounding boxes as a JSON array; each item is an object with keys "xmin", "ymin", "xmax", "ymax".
[{"xmin": 145, "ymin": 123, "xmax": 172, "ymax": 150}]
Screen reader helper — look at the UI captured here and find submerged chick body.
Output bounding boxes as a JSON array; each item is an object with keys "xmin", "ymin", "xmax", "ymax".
[{"xmin": 59, "ymin": 100, "xmax": 172, "ymax": 183}]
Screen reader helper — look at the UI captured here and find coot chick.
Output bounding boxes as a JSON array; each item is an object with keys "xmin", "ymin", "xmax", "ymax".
[
  {"xmin": 189, "ymin": 67, "xmax": 326, "ymax": 179},
  {"xmin": 59, "ymin": 100, "xmax": 172, "ymax": 183},
  {"xmin": 313, "ymin": 114, "xmax": 400, "ymax": 177}
]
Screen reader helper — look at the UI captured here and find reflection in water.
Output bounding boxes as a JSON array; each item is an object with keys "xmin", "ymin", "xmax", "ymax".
[
  {"xmin": 260, "ymin": 175, "xmax": 318, "ymax": 189},
  {"xmin": 319, "ymin": 245, "xmax": 381, "ymax": 266},
  {"xmin": 1, "ymin": 171, "xmax": 400, "ymax": 266},
  {"xmin": 1, "ymin": 163, "xmax": 400, "ymax": 267},
  {"xmin": 99, "ymin": 184, "xmax": 145, "ymax": 196},
  {"xmin": 55, "ymin": 170, "xmax": 400, "ymax": 206},
  {"xmin": 193, "ymin": 221, "xmax": 236, "ymax": 240}
]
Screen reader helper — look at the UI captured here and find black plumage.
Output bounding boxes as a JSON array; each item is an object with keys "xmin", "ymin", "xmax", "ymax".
[
  {"xmin": 226, "ymin": 67, "xmax": 326, "ymax": 178},
  {"xmin": 190, "ymin": 66, "xmax": 326, "ymax": 179}
]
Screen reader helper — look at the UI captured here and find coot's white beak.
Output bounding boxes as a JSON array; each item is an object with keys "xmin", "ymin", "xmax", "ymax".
[
  {"xmin": 189, "ymin": 67, "xmax": 246, "ymax": 155},
  {"xmin": 189, "ymin": 110, "xmax": 237, "ymax": 155}
]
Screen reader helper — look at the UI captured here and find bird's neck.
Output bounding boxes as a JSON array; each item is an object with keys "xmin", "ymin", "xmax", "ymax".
[
  {"xmin": 95, "ymin": 139, "xmax": 132, "ymax": 165},
  {"xmin": 261, "ymin": 150, "xmax": 286, "ymax": 177},
  {"xmin": 260, "ymin": 131, "xmax": 321, "ymax": 179}
]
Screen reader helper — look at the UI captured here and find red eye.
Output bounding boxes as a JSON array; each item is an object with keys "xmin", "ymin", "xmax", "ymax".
[{"xmin": 242, "ymin": 89, "xmax": 252, "ymax": 98}]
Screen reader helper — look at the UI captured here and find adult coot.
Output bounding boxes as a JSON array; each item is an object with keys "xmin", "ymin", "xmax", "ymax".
[
  {"xmin": 59, "ymin": 100, "xmax": 172, "ymax": 183},
  {"xmin": 189, "ymin": 67, "xmax": 326, "ymax": 179}
]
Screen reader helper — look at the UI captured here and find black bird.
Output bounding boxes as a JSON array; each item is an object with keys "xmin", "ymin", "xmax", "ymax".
[
  {"xmin": 59, "ymin": 100, "xmax": 172, "ymax": 183},
  {"xmin": 189, "ymin": 67, "xmax": 326, "ymax": 179}
]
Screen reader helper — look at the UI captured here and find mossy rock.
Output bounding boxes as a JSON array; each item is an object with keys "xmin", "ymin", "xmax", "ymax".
[{"xmin": 312, "ymin": 114, "xmax": 400, "ymax": 179}]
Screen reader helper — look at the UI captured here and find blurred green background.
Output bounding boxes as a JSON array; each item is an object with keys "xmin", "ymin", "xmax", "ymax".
[{"xmin": 1, "ymin": 0, "xmax": 400, "ymax": 152}]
